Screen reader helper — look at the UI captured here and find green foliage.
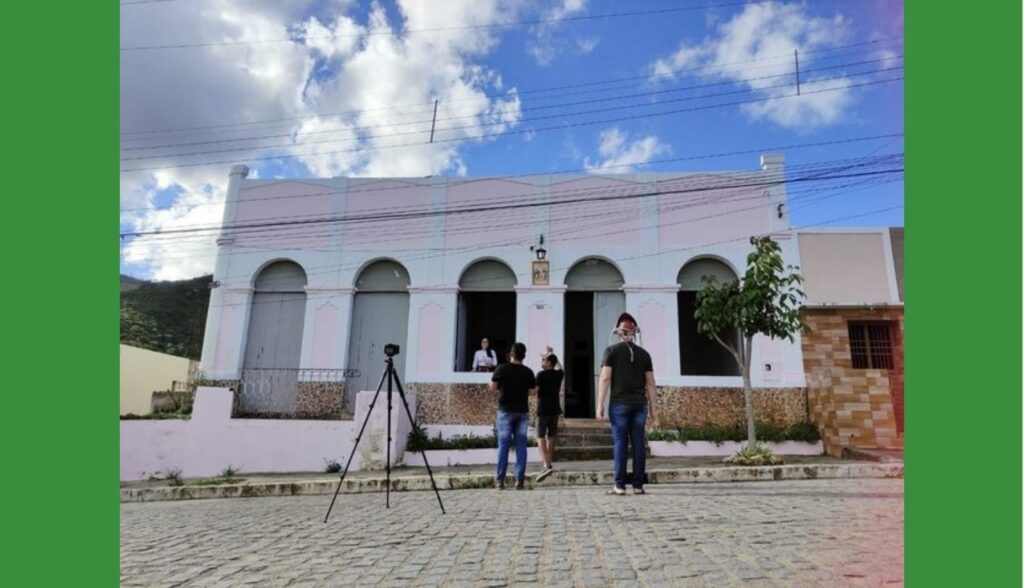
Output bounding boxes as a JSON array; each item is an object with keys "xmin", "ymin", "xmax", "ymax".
[
  {"xmin": 406, "ymin": 422, "xmax": 538, "ymax": 451},
  {"xmin": 324, "ymin": 458, "xmax": 342, "ymax": 473},
  {"xmin": 120, "ymin": 411, "xmax": 190, "ymax": 420},
  {"xmin": 120, "ymin": 274, "xmax": 212, "ymax": 360},
  {"xmin": 647, "ymin": 422, "xmax": 821, "ymax": 445},
  {"xmin": 694, "ymin": 237, "xmax": 809, "ymax": 349},
  {"xmin": 723, "ymin": 443, "xmax": 784, "ymax": 466},
  {"xmin": 220, "ymin": 465, "xmax": 239, "ymax": 477}
]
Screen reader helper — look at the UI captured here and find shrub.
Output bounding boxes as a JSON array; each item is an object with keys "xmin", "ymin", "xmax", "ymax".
[
  {"xmin": 723, "ymin": 443, "xmax": 784, "ymax": 466},
  {"xmin": 324, "ymin": 458, "xmax": 342, "ymax": 474},
  {"xmin": 221, "ymin": 465, "xmax": 239, "ymax": 477},
  {"xmin": 646, "ymin": 422, "xmax": 821, "ymax": 445},
  {"xmin": 406, "ymin": 423, "xmax": 537, "ymax": 451}
]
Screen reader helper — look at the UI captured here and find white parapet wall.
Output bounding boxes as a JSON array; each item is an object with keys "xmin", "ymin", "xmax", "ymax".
[{"xmin": 120, "ymin": 387, "xmax": 358, "ymax": 480}]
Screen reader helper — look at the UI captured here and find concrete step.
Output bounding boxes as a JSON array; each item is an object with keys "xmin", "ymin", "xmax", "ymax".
[
  {"xmin": 558, "ymin": 434, "xmax": 614, "ymax": 448},
  {"xmin": 557, "ymin": 446, "xmax": 652, "ymax": 461}
]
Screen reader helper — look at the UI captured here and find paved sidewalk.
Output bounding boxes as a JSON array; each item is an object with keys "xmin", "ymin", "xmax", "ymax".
[
  {"xmin": 121, "ymin": 456, "xmax": 904, "ymax": 503},
  {"xmin": 121, "ymin": 478, "xmax": 905, "ymax": 586}
]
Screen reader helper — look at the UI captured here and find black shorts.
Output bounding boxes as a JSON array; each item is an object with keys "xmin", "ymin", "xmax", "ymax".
[{"xmin": 536, "ymin": 415, "xmax": 559, "ymax": 438}]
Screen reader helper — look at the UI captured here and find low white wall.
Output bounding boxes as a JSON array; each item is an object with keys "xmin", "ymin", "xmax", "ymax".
[
  {"xmin": 649, "ymin": 440, "xmax": 824, "ymax": 457},
  {"xmin": 120, "ymin": 387, "xmax": 356, "ymax": 481}
]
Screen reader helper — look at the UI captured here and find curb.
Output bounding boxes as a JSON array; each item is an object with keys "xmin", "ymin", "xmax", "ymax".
[{"xmin": 120, "ymin": 463, "xmax": 903, "ymax": 503}]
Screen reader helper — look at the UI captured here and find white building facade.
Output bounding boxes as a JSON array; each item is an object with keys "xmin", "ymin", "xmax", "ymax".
[{"xmin": 199, "ymin": 155, "xmax": 811, "ymax": 425}]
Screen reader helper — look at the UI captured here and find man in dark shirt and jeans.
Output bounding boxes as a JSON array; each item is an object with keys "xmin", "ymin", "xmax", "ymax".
[
  {"xmin": 534, "ymin": 353, "xmax": 564, "ymax": 482},
  {"xmin": 597, "ymin": 313, "xmax": 658, "ymax": 495},
  {"xmin": 490, "ymin": 342, "xmax": 536, "ymax": 490}
]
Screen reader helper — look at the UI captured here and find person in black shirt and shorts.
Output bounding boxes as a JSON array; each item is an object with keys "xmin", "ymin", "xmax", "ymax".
[
  {"xmin": 534, "ymin": 353, "xmax": 564, "ymax": 482},
  {"xmin": 490, "ymin": 342, "xmax": 536, "ymax": 490},
  {"xmin": 597, "ymin": 312, "xmax": 658, "ymax": 495}
]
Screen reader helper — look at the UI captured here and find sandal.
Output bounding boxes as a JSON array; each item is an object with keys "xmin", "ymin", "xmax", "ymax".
[{"xmin": 606, "ymin": 487, "xmax": 626, "ymax": 496}]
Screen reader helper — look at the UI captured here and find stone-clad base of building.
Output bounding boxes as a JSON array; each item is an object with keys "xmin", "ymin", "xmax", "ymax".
[{"xmin": 409, "ymin": 382, "xmax": 808, "ymax": 428}]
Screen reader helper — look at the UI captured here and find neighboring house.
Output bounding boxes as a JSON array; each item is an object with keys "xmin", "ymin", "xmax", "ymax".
[
  {"xmin": 120, "ymin": 344, "xmax": 196, "ymax": 415},
  {"xmin": 797, "ymin": 228, "xmax": 905, "ymax": 456}
]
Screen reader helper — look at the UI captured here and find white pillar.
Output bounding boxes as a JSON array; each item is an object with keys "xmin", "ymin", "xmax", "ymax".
[
  {"xmin": 298, "ymin": 288, "xmax": 355, "ymax": 370},
  {"xmin": 515, "ymin": 286, "xmax": 566, "ymax": 373},
  {"xmin": 623, "ymin": 285, "xmax": 680, "ymax": 378},
  {"xmin": 406, "ymin": 287, "xmax": 458, "ymax": 382}
]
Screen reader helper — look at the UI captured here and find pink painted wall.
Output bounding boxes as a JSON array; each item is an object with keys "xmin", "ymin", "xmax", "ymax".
[
  {"xmin": 526, "ymin": 306, "xmax": 553, "ymax": 373},
  {"xmin": 120, "ymin": 387, "xmax": 356, "ymax": 480},
  {"xmin": 444, "ymin": 179, "xmax": 534, "ymax": 248},
  {"xmin": 416, "ymin": 303, "xmax": 445, "ymax": 375},
  {"xmin": 550, "ymin": 177, "xmax": 644, "ymax": 247},
  {"xmin": 658, "ymin": 178, "xmax": 769, "ymax": 247},
  {"xmin": 235, "ymin": 181, "xmax": 332, "ymax": 249},
  {"xmin": 638, "ymin": 300, "xmax": 669, "ymax": 375},
  {"xmin": 311, "ymin": 303, "xmax": 338, "ymax": 368},
  {"xmin": 345, "ymin": 180, "xmax": 433, "ymax": 249}
]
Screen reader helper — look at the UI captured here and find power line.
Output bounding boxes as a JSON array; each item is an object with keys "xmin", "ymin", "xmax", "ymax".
[
  {"xmin": 123, "ymin": 156, "xmax": 900, "ymax": 241},
  {"xmin": 122, "ymin": 162, "xmax": 902, "ymax": 239},
  {"xmin": 119, "ymin": 37, "xmax": 902, "ymax": 138},
  {"xmin": 120, "ymin": 1, "xmax": 772, "ymax": 52},
  {"xmin": 120, "ymin": 57, "xmax": 900, "ymax": 155},
  {"xmin": 119, "ymin": 75, "xmax": 903, "ymax": 173},
  {"xmin": 119, "ymin": 133, "xmax": 903, "ymax": 214}
]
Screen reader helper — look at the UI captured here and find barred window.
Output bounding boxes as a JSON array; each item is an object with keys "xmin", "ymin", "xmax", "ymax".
[{"xmin": 848, "ymin": 322, "xmax": 894, "ymax": 369}]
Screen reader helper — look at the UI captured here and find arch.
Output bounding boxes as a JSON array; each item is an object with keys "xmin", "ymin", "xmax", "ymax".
[
  {"xmin": 253, "ymin": 259, "xmax": 307, "ymax": 292},
  {"xmin": 354, "ymin": 259, "xmax": 411, "ymax": 292},
  {"xmin": 564, "ymin": 257, "xmax": 625, "ymax": 291},
  {"xmin": 676, "ymin": 256, "xmax": 741, "ymax": 376},
  {"xmin": 676, "ymin": 256, "xmax": 739, "ymax": 291},
  {"xmin": 459, "ymin": 258, "xmax": 517, "ymax": 292}
]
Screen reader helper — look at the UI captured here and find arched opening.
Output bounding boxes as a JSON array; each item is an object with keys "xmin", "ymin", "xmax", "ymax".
[
  {"xmin": 563, "ymin": 258, "xmax": 625, "ymax": 417},
  {"xmin": 241, "ymin": 260, "xmax": 308, "ymax": 414},
  {"xmin": 455, "ymin": 259, "xmax": 517, "ymax": 372},
  {"xmin": 677, "ymin": 258, "xmax": 741, "ymax": 376},
  {"xmin": 347, "ymin": 260, "xmax": 411, "ymax": 408}
]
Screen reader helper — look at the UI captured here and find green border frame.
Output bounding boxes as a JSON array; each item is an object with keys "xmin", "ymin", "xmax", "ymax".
[
  {"xmin": 2, "ymin": 2, "xmax": 1022, "ymax": 584},
  {"xmin": 3, "ymin": 2, "xmax": 118, "ymax": 585},
  {"xmin": 908, "ymin": 3, "xmax": 1021, "ymax": 585}
]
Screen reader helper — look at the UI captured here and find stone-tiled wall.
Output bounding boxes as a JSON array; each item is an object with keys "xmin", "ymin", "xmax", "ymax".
[
  {"xmin": 802, "ymin": 307, "xmax": 904, "ymax": 456},
  {"xmin": 411, "ymin": 382, "xmax": 807, "ymax": 428},
  {"xmin": 654, "ymin": 387, "xmax": 808, "ymax": 428},
  {"xmin": 409, "ymin": 383, "xmax": 540, "ymax": 426}
]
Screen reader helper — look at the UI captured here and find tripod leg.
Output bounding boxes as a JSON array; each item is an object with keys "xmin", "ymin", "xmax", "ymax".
[
  {"xmin": 324, "ymin": 366, "xmax": 389, "ymax": 523},
  {"xmin": 393, "ymin": 371, "xmax": 446, "ymax": 514},
  {"xmin": 386, "ymin": 361, "xmax": 393, "ymax": 509}
]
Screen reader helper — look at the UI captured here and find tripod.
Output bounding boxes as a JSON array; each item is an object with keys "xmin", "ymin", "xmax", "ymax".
[{"xmin": 324, "ymin": 352, "xmax": 445, "ymax": 522}]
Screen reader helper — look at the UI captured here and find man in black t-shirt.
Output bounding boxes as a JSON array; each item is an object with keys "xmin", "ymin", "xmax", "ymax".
[
  {"xmin": 489, "ymin": 342, "xmax": 536, "ymax": 490},
  {"xmin": 534, "ymin": 353, "xmax": 564, "ymax": 482},
  {"xmin": 597, "ymin": 312, "xmax": 658, "ymax": 495}
]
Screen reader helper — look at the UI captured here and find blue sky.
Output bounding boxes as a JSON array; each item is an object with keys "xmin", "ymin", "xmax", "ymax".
[{"xmin": 120, "ymin": 0, "xmax": 903, "ymax": 280}]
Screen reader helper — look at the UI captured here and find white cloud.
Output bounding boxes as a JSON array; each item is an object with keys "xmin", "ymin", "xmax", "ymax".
[
  {"xmin": 584, "ymin": 127, "xmax": 670, "ymax": 173},
  {"xmin": 120, "ymin": 0, "xmax": 526, "ymax": 279},
  {"xmin": 648, "ymin": 2, "xmax": 855, "ymax": 129},
  {"xmin": 526, "ymin": 0, "xmax": 595, "ymax": 66}
]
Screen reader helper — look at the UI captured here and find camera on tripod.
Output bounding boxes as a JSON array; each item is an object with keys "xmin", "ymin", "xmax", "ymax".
[{"xmin": 384, "ymin": 343, "xmax": 400, "ymax": 357}]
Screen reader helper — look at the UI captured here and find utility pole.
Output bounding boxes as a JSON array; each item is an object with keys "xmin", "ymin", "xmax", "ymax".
[{"xmin": 429, "ymin": 99, "xmax": 439, "ymax": 143}]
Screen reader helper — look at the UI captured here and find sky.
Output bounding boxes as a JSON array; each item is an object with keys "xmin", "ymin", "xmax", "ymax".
[{"xmin": 119, "ymin": 0, "xmax": 904, "ymax": 281}]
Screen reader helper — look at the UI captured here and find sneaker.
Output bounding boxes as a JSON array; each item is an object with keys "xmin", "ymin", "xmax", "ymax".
[
  {"xmin": 514, "ymin": 479, "xmax": 526, "ymax": 490},
  {"xmin": 535, "ymin": 467, "xmax": 554, "ymax": 483},
  {"xmin": 494, "ymin": 480, "xmax": 506, "ymax": 490}
]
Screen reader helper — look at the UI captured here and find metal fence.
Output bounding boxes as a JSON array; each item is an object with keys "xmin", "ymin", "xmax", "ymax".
[{"xmin": 234, "ymin": 368, "xmax": 359, "ymax": 419}]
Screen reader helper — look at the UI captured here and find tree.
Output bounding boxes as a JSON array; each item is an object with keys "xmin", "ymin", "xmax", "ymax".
[{"xmin": 694, "ymin": 237, "xmax": 809, "ymax": 446}]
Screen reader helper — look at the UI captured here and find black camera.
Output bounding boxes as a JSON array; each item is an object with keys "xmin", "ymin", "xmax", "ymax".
[{"xmin": 384, "ymin": 343, "xmax": 400, "ymax": 357}]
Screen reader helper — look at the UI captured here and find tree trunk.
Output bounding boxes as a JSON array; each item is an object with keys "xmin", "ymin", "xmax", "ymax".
[{"xmin": 743, "ymin": 335, "xmax": 756, "ymax": 446}]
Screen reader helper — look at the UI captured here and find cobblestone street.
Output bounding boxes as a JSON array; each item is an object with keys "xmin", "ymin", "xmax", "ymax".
[{"xmin": 121, "ymin": 478, "xmax": 904, "ymax": 587}]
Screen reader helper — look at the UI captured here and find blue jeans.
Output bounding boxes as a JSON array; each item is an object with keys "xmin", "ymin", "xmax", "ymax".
[
  {"xmin": 496, "ymin": 410, "xmax": 529, "ymax": 483},
  {"xmin": 610, "ymin": 402, "xmax": 648, "ymax": 490}
]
